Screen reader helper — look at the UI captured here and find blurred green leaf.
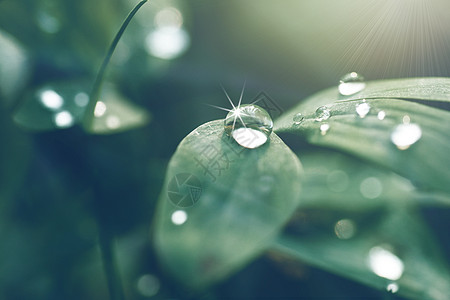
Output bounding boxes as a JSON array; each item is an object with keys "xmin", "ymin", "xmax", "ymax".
[
  {"xmin": 298, "ymin": 150, "xmax": 450, "ymax": 209},
  {"xmin": 12, "ymin": 82, "xmax": 150, "ymax": 134},
  {"xmin": 275, "ymin": 78, "xmax": 450, "ymax": 194},
  {"xmin": 0, "ymin": 29, "xmax": 29, "ymax": 106},
  {"xmin": 153, "ymin": 120, "xmax": 302, "ymax": 289},
  {"xmin": 272, "ymin": 207, "xmax": 450, "ymax": 300}
]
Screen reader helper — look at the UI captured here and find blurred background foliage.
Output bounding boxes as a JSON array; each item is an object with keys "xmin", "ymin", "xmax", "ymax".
[{"xmin": 1, "ymin": 0, "xmax": 450, "ymax": 299}]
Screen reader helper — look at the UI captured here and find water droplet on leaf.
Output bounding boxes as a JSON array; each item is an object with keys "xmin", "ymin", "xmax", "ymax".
[
  {"xmin": 368, "ymin": 246, "xmax": 404, "ymax": 280},
  {"xmin": 54, "ymin": 110, "xmax": 74, "ymax": 128},
  {"xmin": 377, "ymin": 110, "xmax": 386, "ymax": 120},
  {"xmin": 293, "ymin": 112, "xmax": 304, "ymax": 125},
  {"xmin": 171, "ymin": 210, "xmax": 187, "ymax": 225},
  {"xmin": 386, "ymin": 282, "xmax": 399, "ymax": 294},
  {"xmin": 339, "ymin": 72, "xmax": 366, "ymax": 96},
  {"xmin": 356, "ymin": 101, "xmax": 370, "ymax": 118},
  {"xmin": 391, "ymin": 123, "xmax": 422, "ymax": 150},
  {"xmin": 224, "ymin": 104, "xmax": 273, "ymax": 149},
  {"xmin": 315, "ymin": 106, "xmax": 331, "ymax": 121},
  {"xmin": 320, "ymin": 123, "xmax": 330, "ymax": 135}
]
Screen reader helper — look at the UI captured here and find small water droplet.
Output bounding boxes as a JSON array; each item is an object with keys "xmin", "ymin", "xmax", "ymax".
[
  {"xmin": 320, "ymin": 123, "xmax": 330, "ymax": 135},
  {"xmin": 94, "ymin": 101, "xmax": 107, "ymax": 117},
  {"xmin": 339, "ymin": 72, "xmax": 366, "ymax": 96},
  {"xmin": 171, "ymin": 210, "xmax": 187, "ymax": 225},
  {"xmin": 293, "ymin": 112, "xmax": 304, "ymax": 125},
  {"xmin": 377, "ymin": 110, "xmax": 386, "ymax": 120},
  {"xmin": 54, "ymin": 111, "xmax": 74, "ymax": 128},
  {"xmin": 356, "ymin": 101, "xmax": 370, "ymax": 118},
  {"xmin": 39, "ymin": 88, "xmax": 64, "ymax": 110},
  {"xmin": 224, "ymin": 104, "xmax": 273, "ymax": 149},
  {"xmin": 391, "ymin": 123, "xmax": 422, "ymax": 150},
  {"xmin": 334, "ymin": 219, "xmax": 356, "ymax": 240},
  {"xmin": 368, "ymin": 246, "xmax": 404, "ymax": 280},
  {"xmin": 402, "ymin": 115, "xmax": 411, "ymax": 124},
  {"xmin": 386, "ymin": 282, "xmax": 399, "ymax": 294},
  {"xmin": 315, "ymin": 106, "xmax": 331, "ymax": 121}
]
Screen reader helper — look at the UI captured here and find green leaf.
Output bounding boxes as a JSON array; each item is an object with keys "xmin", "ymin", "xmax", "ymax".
[
  {"xmin": 298, "ymin": 150, "xmax": 450, "ymax": 209},
  {"xmin": 153, "ymin": 120, "xmax": 302, "ymax": 289},
  {"xmin": 275, "ymin": 79, "xmax": 450, "ymax": 193},
  {"xmin": 272, "ymin": 207, "xmax": 450, "ymax": 300},
  {"xmin": 12, "ymin": 82, "xmax": 150, "ymax": 134}
]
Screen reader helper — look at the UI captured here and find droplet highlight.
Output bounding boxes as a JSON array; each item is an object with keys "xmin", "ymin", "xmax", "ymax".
[
  {"xmin": 320, "ymin": 123, "xmax": 330, "ymax": 136},
  {"xmin": 54, "ymin": 111, "xmax": 74, "ymax": 128},
  {"xmin": 386, "ymin": 282, "xmax": 399, "ymax": 294},
  {"xmin": 315, "ymin": 106, "xmax": 331, "ymax": 122},
  {"xmin": 293, "ymin": 112, "xmax": 304, "ymax": 125},
  {"xmin": 377, "ymin": 110, "xmax": 386, "ymax": 120},
  {"xmin": 368, "ymin": 246, "xmax": 404, "ymax": 280},
  {"xmin": 171, "ymin": 210, "xmax": 187, "ymax": 225},
  {"xmin": 391, "ymin": 123, "xmax": 422, "ymax": 150},
  {"xmin": 39, "ymin": 89, "xmax": 64, "ymax": 110},
  {"xmin": 224, "ymin": 104, "xmax": 273, "ymax": 149},
  {"xmin": 339, "ymin": 72, "xmax": 366, "ymax": 96},
  {"xmin": 356, "ymin": 101, "xmax": 370, "ymax": 118}
]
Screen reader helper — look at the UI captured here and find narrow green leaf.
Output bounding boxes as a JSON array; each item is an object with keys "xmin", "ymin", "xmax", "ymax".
[
  {"xmin": 153, "ymin": 120, "xmax": 302, "ymax": 289},
  {"xmin": 272, "ymin": 208, "xmax": 450, "ymax": 300},
  {"xmin": 275, "ymin": 96, "xmax": 450, "ymax": 193}
]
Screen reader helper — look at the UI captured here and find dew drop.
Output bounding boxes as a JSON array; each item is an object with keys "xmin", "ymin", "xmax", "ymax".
[
  {"xmin": 368, "ymin": 246, "xmax": 404, "ymax": 280},
  {"xmin": 39, "ymin": 88, "xmax": 64, "ymax": 110},
  {"xmin": 356, "ymin": 101, "xmax": 370, "ymax": 118},
  {"xmin": 53, "ymin": 110, "xmax": 74, "ymax": 128},
  {"xmin": 293, "ymin": 112, "xmax": 304, "ymax": 125},
  {"xmin": 339, "ymin": 72, "xmax": 366, "ymax": 96},
  {"xmin": 386, "ymin": 282, "xmax": 399, "ymax": 294},
  {"xmin": 315, "ymin": 106, "xmax": 331, "ymax": 121},
  {"xmin": 224, "ymin": 104, "xmax": 273, "ymax": 149},
  {"xmin": 320, "ymin": 123, "xmax": 330, "ymax": 135},
  {"xmin": 377, "ymin": 110, "xmax": 386, "ymax": 120},
  {"xmin": 171, "ymin": 210, "xmax": 187, "ymax": 225},
  {"xmin": 94, "ymin": 101, "xmax": 107, "ymax": 117},
  {"xmin": 391, "ymin": 123, "xmax": 422, "ymax": 150}
]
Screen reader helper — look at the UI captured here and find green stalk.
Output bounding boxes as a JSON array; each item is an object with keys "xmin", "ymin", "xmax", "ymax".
[{"xmin": 82, "ymin": 0, "xmax": 148, "ymax": 131}]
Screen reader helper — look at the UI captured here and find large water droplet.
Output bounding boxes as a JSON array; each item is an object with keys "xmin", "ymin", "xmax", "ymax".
[
  {"xmin": 293, "ymin": 112, "xmax": 304, "ymax": 125},
  {"xmin": 39, "ymin": 88, "xmax": 64, "ymax": 110},
  {"xmin": 339, "ymin": 72, "xmax": 366, "ymax": 96},
  {"xmin": 315, "ymin": 106, "xmax": 331, "ymax": 121},
  {"xmin": 391, "ymin": 123, "xmax": 422, "ymax": 150},
  {"xmin": 356, "ymin": 101, "xmax": 370, "ymax": 118},
  {"xmin": 224, "ymin": 104, "xmax": 273, "ymax": 149}
]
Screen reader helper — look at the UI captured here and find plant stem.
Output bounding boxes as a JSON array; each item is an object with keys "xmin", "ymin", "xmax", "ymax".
[
  {"xmin": 83, "ymin": 0, "xmax": 148, "ymax": 131},
  {"xmin": 99, "ymin": 226, "xmax": 125, "ymax": 300}
]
